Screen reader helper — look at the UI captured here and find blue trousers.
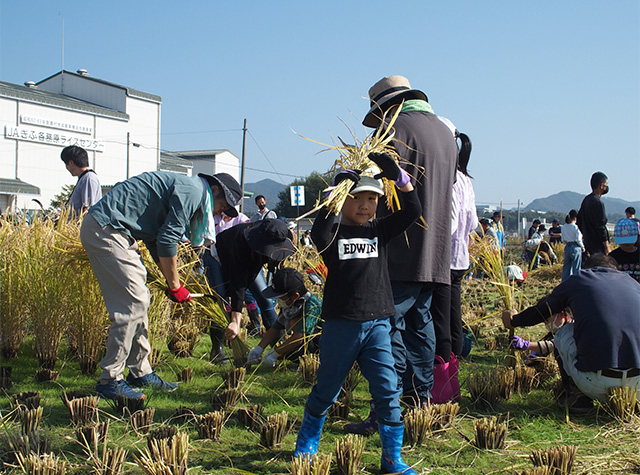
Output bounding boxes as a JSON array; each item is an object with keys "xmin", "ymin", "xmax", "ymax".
[
  {"xmin": 305, "ymin": 318, "xmax": 402, "ymax": 424},
  {"xmin": 390, "ymin": 281, "xmax": 436, "ymax": 400},
  {"xmin": 202, "ymin": 249, "xmax": 277, "ymax": 328},
  {"xmin": 562, "ymin": 242, "xmax": 582, "ymax": 282}
]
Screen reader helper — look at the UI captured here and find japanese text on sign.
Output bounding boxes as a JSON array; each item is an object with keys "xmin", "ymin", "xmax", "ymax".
[{"xmin": 4, "ymin": 126, "xmax": 104, "ymax": 152}]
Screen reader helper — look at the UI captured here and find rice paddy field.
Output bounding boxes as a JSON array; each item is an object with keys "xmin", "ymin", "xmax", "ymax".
[{"xmin": 1, "ymin": 217, "xmax": 638, "ymax": 475}]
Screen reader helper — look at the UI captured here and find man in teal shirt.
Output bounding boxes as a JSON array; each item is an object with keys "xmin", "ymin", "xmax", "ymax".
[{"xmin": 81, "ymin": 171, "xmax": 242, "ymax": 400}]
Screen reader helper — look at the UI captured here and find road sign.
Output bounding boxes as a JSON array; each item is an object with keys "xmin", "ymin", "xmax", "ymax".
[{"xmin": 290, "ymin": 186, "xmax": 305, "ymax": 206}]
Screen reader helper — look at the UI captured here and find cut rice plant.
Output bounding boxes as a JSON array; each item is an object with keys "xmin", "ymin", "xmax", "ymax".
[
  {"xmin": 515, "ymin": 365, "xmax": 540, "ymax": 393},
  {"xmin": 404, "ymin": 407, "xmax": 439, "ymax": 446},
  {"xmin": 131, "ymin": 408, "xmax": 155, "ymax": 433},
  {"xmin": 295, "ymin": 102, "xmax": 413, "ymax": 220},
  {"xmin": 147, "ymin": 291, "xmax": 173, "ymax": 367},
  {"xmin": 283, "ymin": 243, "xmax": 327, "ymax": 292},
  {"xmin": 260, "ymin": 411, "xmax": 289, "ymax": 448},
  {"xmin": 335, "ymin": 433, "xmax": 365, "ymax": 475},
  {"xmin": 196, "ymin": 411, "xmax": 225, "ymax": 440},
  {"xmin": 0, "ymin": 219, "xmax": 27, "ymax": 358},
  {"xmin": 178, "ymin": 367, "xmax": 192, "ymax": 383},
  {"xmin": 0, "ymin": 365, "xmax": 13, "ymax": 388},
  {"xmin": 341, "ymin": 362, "xmax": 362, "ymax": 393},
  {"xmin": 430, "ymin": 402, "xmax": 460, "ymax": 429},
  {"xmin": 530, "ymin": 445, "xmax": 577, "ymax": 474},
  {"xmin": 16, "ymin": 452, "xmax": 67, "ymax": 475},
  {"xmin": 134, "ymin": 431, "xmax": 189, "ymax": 475},
  {"xmin": 299, "ymin": 353, "xmax": 320, "ymax": 384},
  {"xmin": 466, "ymin": 365, "xmax": 502, "ymax": 409},
  {"xmin": 111, "ymin": 396, "xmax": 147, "ymax": 416},
  {"xmin": 86, "ymin": 444, "xmax": 128, "ymax": 475},
  {"xmin": 606, "ymin": 386, "xmax": 638, "ymax": 423},
  {"xmin": 5, "ymin": 428, "xmax": 52, "ymax": 459},
  {"xmin": 210, "ymin": 388, "xmax": 241, "ymax": 411},
  {"xmin": 13, "ymin": 391, "xmax": 41, "ymax": 410},
  {"xmin": 237, "ymin": 404, "xmax": 264, "ymax": 430},
  {"xmin": 35, "ymin": 369, "xmax": 58, "ymax": 383},
  {"xmin": 221, "ymin": 366, "xmax": 246, "ymax": 390},
  {"xmin": 75, "ymin": 421, "xmax": 109, "ymax": 446},
  {"xmin": 518, "ymin": 467, "xmax": 554, "ymax": 475},
  {"xmin": 473, "ymin": 415, "xmax": 508, "ymax": 450},
  {"xmin": 329, "ymin": 391, "xmax": 352, "ymax": 420},
  {"xmin": 62, "ymin": 392, "xmax": 99, "ymax": 426},
  {"xmin": 497, "ymin": 366, "xmax": 516, "ymax": 400},
  {"xmin": 147, "ymin": 426, "xmax": 178, "ymax": 451},
  {"xmin": 17, "ymin": 406, "xmax": 43, "ymax": 435},
  {"xmin": 289, "ymin": 453, "xmax": 332, "ymax": 475},
  {"xmin": 536, "ymin": 355, "xmax": 559, "ymax": 383},
  {"xmin": 171, "ymin": 406, "xmax": 196, "ymax": 425}
]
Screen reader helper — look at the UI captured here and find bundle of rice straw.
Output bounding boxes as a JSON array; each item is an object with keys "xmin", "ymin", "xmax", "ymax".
[{"xmin": 296, "ymin": 103, "xmax": 419, "ymax": 220}]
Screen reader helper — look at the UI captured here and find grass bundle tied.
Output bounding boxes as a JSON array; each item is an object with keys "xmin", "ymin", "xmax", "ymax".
[
  {"xmin": 290, "ymin": 453, "xmax": 332, "ymax": 475},
  {"xmin": 14, "ymin": 391, "xmax": 41, "ymax": 410},
  {"xmin": 530, "ymin": 445, "xmax": 577, "ymax": 475},
  {"xmin": 467, "ymin": 365, "xmax": 502, "ymax": 409},
  {"xmin": 134, "ymin": 431, "xmax": 189, "ymax": 475},
  {"xmin": 606, "ymin": 386, "xmax": 638, "ymax": 423},
  {"xmin": 211, "ymin": 388, "xmax": 240, "ymax": 411},
  {"xmin": 17, "ymin": 406, "xmax": 43, "ymax": 436},
  {"xmin": 16, "ymin": 452, "xmax": 67, "ymax": 475},
  {"xmin": 260, "ymin": 411, "xmax": 289, "ymax": 448},
  {"xmin": 295, "ymin": 102, "xmax": 410, "ymax": 220},
  {"xmin": 75, "ymin": 421, "xmax": 109, "ymax": 446},
  {"xmin": 196, "ymin": 411, "xmax": 225, "ymax": 440},
  {"xmin": 221, "ymin": 367, "xmax": 246, "ymax": 390},
  {"xmin": 299, "ymin": 353, "xmax": 320, "ymax": 384},
  {"xmin": 62, "ymin": 393, "xmax": 99, "ymax": 425},
  {"xmin": 237, "ymin": 404, "xmax": 264, "ymax": 430},
  {"xmin": 131, "ymin": 408, "xmax": 156, "ymax": 433},
  {"xmin": 147, "ymin": 426, "xmax": 178, "ymax": 451},
  {"xmin": 335, "ymin": 433, "xmax": 365, "ymax": 475},
  {"xmin": 473, "ymin": 415, "xmax": 508, "ymax": 450}
]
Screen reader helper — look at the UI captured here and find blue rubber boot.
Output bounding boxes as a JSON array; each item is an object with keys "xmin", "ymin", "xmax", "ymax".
[
  {"xmin": 378, "ymin": 421, "xmax": 417, "ymax": 475},
  {"xmin": 293, "ymin": 410, "xmax": 326, "ymax": 457}
]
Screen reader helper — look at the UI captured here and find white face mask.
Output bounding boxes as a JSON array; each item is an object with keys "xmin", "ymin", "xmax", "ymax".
[{"xmin": 278, "ymin": 296, "xmax": 293, "ymax": 309}]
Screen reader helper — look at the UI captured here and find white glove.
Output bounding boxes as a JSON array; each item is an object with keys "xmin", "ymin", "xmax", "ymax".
[
  {"xmin": 247, "ymin": 346, "xmax": 264, "ymax": 365},
  {"xmin": 262, "ymin": 349, "xmax": 279, "ymax": 367}
]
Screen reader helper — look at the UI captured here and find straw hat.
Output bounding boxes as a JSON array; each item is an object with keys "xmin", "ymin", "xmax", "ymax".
[{"xmin": 363, "ymin": 75, "xmax": 428, "ymax": 128}]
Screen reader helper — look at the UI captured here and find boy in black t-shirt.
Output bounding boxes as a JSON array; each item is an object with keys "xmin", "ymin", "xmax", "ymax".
[
  {"xmin": 293, "ymin": 154, "xmax": 421, "ymax": 475},
  {"xmin": 610, "ymin": 218, "xmax": 640, "ymax": 284}
]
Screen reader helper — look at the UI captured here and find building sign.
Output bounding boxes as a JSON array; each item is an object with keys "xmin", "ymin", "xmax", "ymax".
[
  {"xmin": 4, "ymin": 125, "xmax": 104, "ymax": 152},
  {"xmin": 20, "ymin": 115, "xmax": 93, "ymax": 135}
]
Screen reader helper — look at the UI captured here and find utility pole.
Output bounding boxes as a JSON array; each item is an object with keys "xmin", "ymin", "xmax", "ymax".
[
  {"xmin": 517, "ymin": 199, "xmax": 521, "ymax": 238},
  {"xmin": 126, "ymin": 132, "xmax": 130, "ymax": 179},
  {"xmin": 240, "ymin": 118, "xmax": 247, "ymax": 213}
]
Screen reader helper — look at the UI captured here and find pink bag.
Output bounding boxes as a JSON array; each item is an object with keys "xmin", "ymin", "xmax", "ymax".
[{"xmin": 431, "ymin": 353, "xmax": 461, "ymax": 404}]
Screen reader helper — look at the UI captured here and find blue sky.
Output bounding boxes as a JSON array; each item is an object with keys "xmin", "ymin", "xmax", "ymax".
[{"xmin": 1, "ymin": 0, "xmax": 638, "ymax": 208}]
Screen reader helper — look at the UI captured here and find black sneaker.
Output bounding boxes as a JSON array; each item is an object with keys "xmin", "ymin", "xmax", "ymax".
[
  {"xmin": 126, "ymin": 371, "xmax": 178, "ymax": 392},
  {"xmin": 556, "ymin": 391, "xmax": 593, "ymax": 415}
]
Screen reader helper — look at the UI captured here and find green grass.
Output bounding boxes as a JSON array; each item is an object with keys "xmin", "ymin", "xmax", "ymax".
[{"xmin": 1, "ymin": 265, "xmax": 639, "ymax": 474}]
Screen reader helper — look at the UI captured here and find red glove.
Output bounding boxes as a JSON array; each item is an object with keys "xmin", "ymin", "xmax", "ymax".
[{"xmin": 166, "ymin": 284, "xmax": 191, "ymax": 303}]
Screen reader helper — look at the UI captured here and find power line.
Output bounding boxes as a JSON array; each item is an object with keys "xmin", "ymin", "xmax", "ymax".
[{"xmin": 246, "ymin": 129, "xmax": 288, "ymax": 185}]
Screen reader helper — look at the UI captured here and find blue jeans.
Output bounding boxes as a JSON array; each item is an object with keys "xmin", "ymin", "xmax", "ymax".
[
  {"xmin": 562, "ymin": 242, "xmax": 582, "ymax": 282},
  {"xmin": 390, "ymin": 281, "xmax": 436, "ymax": 400},
  {"xmin": 202, "ymin": 249, "xmax": 277, "ymax": 328},
  {"xmin": 305, "ymin": 318, "xmax": 402, "ymax": 424}
]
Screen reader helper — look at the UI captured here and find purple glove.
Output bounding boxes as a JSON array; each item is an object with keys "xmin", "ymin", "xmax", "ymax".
[{"xmin": 510, "ymin": 335, "xmax": 530, "ymax": 350}]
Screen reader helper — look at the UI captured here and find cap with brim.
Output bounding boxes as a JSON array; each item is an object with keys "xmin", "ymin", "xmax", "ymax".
[
  {"xmin": 262, "ymin": 267, "xmax": 304, "ymax": 299},
  {"xmin": 244, "ymin": 219, "xmax": 296, "ymax": 262},
  {"xmin": 350, "ymin": 176, "xmax": 384, "ymax": 195},
  {"xmin": 198, "ymin": 172, "xmax": 242, "ymax": 217},
  {"xmin": 614, "ymin": 218, "xmax": 639, "ymax": 244},
  {"xmin": 363, "ymin": 75, "xmax": 428, "ymax": 128}
]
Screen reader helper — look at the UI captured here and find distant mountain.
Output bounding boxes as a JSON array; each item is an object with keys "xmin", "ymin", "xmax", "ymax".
[
  {"xmin": 242, "ymin": 178, "xmax": 287, "ymax": 215},
  {"xmin": 524, "ymin": 191, "xmax": 640, "ymax": 219}
]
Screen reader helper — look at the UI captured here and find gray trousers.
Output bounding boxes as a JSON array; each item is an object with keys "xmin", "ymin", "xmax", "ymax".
[{"xmin": 80, "ymin": 214, "xmax": 153, "ymax": 384}]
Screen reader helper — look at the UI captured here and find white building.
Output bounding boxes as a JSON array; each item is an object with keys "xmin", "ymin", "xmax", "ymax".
[{"xmin": 0, "ymin": 69, "xmax": 162, "ymax": 213}]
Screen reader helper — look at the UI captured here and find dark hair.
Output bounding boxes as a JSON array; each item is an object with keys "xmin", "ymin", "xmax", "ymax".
[
  {"xmin": 533, "ymin": 219, "xmax": 541, "ymax": 226},
  {"xmin": 583, "ymin": 253, "xmax": 617, "ymax": 270},
  {"xmin": 456, "ymin": 132, "xmax": 473, "ymax": 178},
  {"xmin": 565, "ymin": 209, "xmax": 578, "ymax": 224},
  {"xmin": 60, "ymin": 146, "xmax": 89, "ymax": 168},
  {"xmin": 254, "ymin": 195, "xmax": 266, "ymax": 204},
  {"xmin": 479, "ymin": 218, "xmax": 490, "ymax": 227},
  {"xmin": 589, "ymin": 171, "xmax": 608, "ymax": 191},
  {"xmin": 626, "ymin": 207, "xmax": 636, "ymax": 215},
  {"xmin": 286, "ymin": 282, "xmax": 308, "ymax": 299}
]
